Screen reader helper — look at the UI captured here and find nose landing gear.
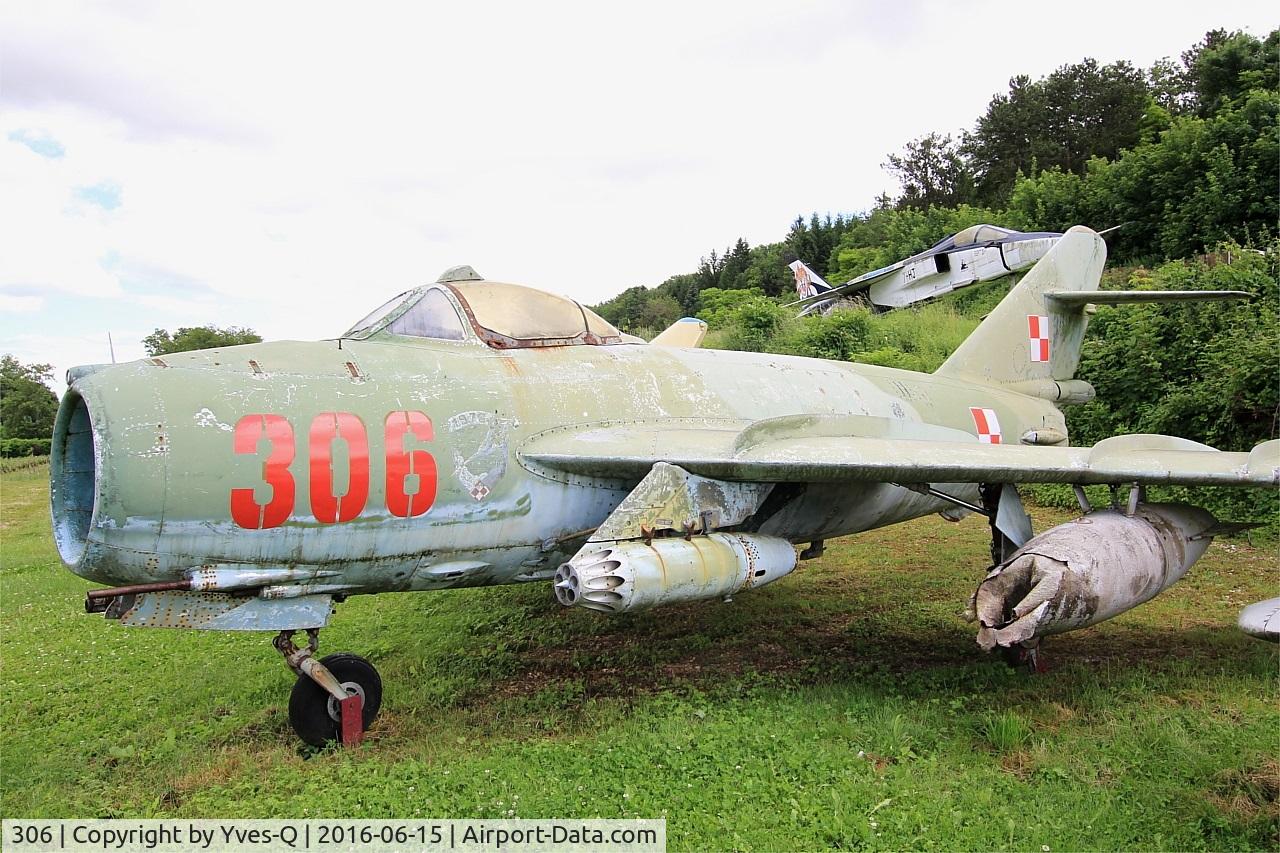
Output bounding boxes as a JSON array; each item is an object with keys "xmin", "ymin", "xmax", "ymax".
[{"xmin": 273, "ymin": 629, "xmax": 382, "ymax": 747}]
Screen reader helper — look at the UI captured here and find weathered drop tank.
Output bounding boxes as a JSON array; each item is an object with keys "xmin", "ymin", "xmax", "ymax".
[
  {"xmin": 555, "ymin": 533, "xmax": 797, "ymax": 614},
  {"xmin": 971, "ymin": 503, "xmax": 1217, "ymax": 649}
]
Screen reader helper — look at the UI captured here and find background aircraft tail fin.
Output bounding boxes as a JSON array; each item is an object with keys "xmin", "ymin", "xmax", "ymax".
[
  {"xmin": 788, "ymin": 260, "xmax": 832, "ymax": 300},
  {"xmin": 934, "ymin": 226, "xmax": 1106, "ymax": 387}
]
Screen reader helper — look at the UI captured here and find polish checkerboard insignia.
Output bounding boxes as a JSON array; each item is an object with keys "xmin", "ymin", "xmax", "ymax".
[
  {"xmin": 1028, "ymin": 314, "xmax": 1050, "ymax": 362},
  {"xmin": 970, "ymin": 407, "xmax": 1002, "ymax": 444}
]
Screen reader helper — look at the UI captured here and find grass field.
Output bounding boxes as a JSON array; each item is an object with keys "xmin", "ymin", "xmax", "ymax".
[{"xmin": 2, "ymin": 461, "xmax": 1276, "ymax": 850}]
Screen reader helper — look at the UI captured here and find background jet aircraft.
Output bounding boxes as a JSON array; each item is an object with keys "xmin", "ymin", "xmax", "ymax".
[
  {"xmin": 52, "ymin": 229, "xmax": 1276, "ymax": 746},
  {"xmin": 791, "ymin": 224, "xmax": 1062, "ymax": 314}
]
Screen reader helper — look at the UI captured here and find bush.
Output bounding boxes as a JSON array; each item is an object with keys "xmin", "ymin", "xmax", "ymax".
[
  {"xmin": 777, "ymin": 309, "xmax": 875, "ymax": 361},
  {"xmin": 1, "ymin": 438, "xmax": 51, "ymax": 458},
  {"xmin": 722, "ymin": 300, "xmax": 790, "ymax": 353}
]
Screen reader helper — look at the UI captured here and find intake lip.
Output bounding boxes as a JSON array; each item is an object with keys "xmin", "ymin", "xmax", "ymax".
[{"xmin": 50, "ymin": 387, "xmax": 99, "ymax": 568}]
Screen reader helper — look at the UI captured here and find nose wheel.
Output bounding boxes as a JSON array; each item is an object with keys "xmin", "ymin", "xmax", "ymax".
[
  {"xmin": 274, "ymin": 630, "xmax": 382, "ymax": 747},
  {"xmin": 289, "ymin": 653, "xmax": 382, "ymax": 746}
]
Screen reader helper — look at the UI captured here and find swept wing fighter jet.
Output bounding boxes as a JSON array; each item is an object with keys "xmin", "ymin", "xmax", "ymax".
[
  {"xmin": 52, "ymin": 229, "xmax": 1277, "ymax": 745},
  {"xmin": 791, "ymin": 224, "xmax": 1061, "ymax": 314}
]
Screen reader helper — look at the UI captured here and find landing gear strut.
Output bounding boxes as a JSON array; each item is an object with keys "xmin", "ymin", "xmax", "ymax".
[
  {"xmin": 799, "ymin": 539, "xmax": 825, "ymax": 561},
  {"xmin": 274, "ymin": 629, "xmax": 382, "ymax": 747},
  {"xmin": 979, "ymin": 483, "xmax": 1019, "ymax": 566}
]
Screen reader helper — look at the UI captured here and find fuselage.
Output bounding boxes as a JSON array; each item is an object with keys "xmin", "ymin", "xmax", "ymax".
[{"xmin": 51, "ymin": 335, "xmax": 1065, "ymax": 593}]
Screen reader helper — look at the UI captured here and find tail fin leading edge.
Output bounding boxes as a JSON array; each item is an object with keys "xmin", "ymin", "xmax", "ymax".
[{"xmin": 934, "ymin": 226, "xmax": 1107, "ymax": 386}]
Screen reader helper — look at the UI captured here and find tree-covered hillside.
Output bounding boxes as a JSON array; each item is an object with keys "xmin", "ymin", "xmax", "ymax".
[{"xmin": 591, "ymin": 28, "xmax": 1278, "ymax": 526}]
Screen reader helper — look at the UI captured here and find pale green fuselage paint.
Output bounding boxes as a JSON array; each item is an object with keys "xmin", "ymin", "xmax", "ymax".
[{"xmin": 56, "ymin": 333, "xmax": 1064, "ymax": 593}]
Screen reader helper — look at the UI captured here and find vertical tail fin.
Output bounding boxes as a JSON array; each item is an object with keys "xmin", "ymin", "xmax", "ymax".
[
  {"xmin": 788, "ymin": 260, "xmax": 832, "ymax": 300},
  {"xmin": 934, "ymin": 226, "xmax": 1106, "ymax": 386}
]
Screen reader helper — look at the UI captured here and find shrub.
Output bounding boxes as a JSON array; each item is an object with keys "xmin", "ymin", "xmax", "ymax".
[{"xmin": 0, "ymin": 438, "xmax": 51, "ymax": 458}]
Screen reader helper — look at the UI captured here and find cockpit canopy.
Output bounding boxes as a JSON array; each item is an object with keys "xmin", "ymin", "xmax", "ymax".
[{"xmin": 343, "ymin": 266, "xmax": 627, "ymax": 348}]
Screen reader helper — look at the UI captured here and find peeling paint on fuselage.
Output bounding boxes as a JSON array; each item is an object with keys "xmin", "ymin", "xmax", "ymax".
[{"xmin": 58, "ymin": 335, "xmax": 1065, "ymax": 591}]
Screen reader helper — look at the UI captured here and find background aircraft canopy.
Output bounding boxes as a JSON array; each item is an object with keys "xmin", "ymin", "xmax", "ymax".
[{"xmin": 937, "ymin": 224, "xmax": 1017, "ymax": 249}]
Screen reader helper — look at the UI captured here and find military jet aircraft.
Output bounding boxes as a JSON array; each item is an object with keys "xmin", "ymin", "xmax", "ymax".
[
  {"xmin": 51, "ymin": 227, "xmax": 1277, "ymax": 746},
  {"xmin": 790, "ymin": 224, "xmax": 1061, "ymax": 314}
]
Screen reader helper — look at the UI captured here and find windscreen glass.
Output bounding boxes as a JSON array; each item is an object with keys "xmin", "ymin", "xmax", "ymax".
[
  {"xmin": 344, "ymin": 291, "xmax": 417, "ymax": 337},
  {"xmin": 386, "ymin": 288, "xmax": 466, "ymax": 340}
]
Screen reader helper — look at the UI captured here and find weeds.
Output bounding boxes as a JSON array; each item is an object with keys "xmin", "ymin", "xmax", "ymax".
[
  {"xmin": 0, "ymin": 456, "xmax": 49, "ymax": 474},
  {"xmin": 980, "ymin": 710, "xmax": 1032, "ymax": 753}
]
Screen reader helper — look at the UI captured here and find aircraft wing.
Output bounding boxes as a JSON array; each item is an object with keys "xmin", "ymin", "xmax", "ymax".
[{"xmin": 520, "ymin": 415, "xmax": 1279, "ymax": 488}]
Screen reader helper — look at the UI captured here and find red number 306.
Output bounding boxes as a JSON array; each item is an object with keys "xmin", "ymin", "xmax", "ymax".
[{"xmin": 230, "ymin": 410, "xmax": 437, "ymax": 529}]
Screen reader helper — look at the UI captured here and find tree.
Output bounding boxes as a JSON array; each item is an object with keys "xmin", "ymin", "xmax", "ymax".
[
  {"xmin": 0, "ymin": 355, "xmax": 59, "ymax": 440},
  {"xmin": 884, "ymin": 133, "xmax": 975, "ymax": 209},
  {"xmin": 695, "ymin": 249, "xmax": 725, "ymax": 293},
  {"xmin": 637, "ymin": 293, "xmax": 683, "ymax": 331},
  {"xmin": 695, "ymin": 287, "xmax": 766, "ymax": 329},
  {"xmin": 785, "ymin": 213, "xmax": 852, "ymax": 276},
  {"xmin": 719, "ymin": 238, "xmax": 753, "ymax": 291},
  {"xmin": 1147, "ymin": 56, "xmax": 1195, "ymax": 116},
  {"xmin": 1007, "ymin": 82, "xmax": 1278, "ymax": 262},
  {"xmin": 1182, "ymin": 29, "xmax": 1278, "ymax": 117},
  {"xmin": 143, "ymin": 326, "xmax": 262, "ymax": 356},
  {"xmin": 741, "ymin": 241, "xmax": 795, "ymax": 297},
  {"xmin": 964, "ymin": 58, "xmax": 1150, "ymax": 205}
]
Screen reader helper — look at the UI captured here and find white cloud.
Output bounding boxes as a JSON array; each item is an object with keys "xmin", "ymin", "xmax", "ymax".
[{"xmin": 0, "ymin": 294, "xmax": 43, "ymax": 312}]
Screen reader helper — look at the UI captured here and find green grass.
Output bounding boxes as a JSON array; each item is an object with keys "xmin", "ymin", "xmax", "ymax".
[{"xmin": 2, "ymin": 463, "xmax": 1277, "ymax": 850}]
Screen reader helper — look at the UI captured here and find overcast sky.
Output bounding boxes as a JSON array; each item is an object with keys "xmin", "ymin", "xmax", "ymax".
[{"xmin": 1, "ymin": 1, "xmax": 1275, "ymax": 393}]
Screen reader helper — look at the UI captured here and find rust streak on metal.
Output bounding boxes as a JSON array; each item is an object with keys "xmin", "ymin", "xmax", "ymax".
[{"xmin": 86, "ymin": 579, "xmax": 192, "ymax": 599}]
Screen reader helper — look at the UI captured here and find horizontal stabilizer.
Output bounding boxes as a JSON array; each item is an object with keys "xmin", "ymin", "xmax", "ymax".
[{"xmin": 1046, "ymin": 290, "xmax": 1251, "ymax": 307}]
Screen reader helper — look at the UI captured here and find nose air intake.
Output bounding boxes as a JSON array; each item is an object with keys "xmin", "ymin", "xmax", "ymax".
[{"xmin": 50, "ymin": 389, "xmax": 98, "ymax": 567}]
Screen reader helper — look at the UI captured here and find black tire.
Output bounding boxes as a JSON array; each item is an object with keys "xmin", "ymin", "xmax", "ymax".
[{"xmin": 288, "ymin": 653, "xmax": 382, "ymax": 747}]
